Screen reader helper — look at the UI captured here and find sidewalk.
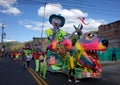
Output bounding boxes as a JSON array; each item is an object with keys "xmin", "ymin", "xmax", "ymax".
[{"xmin": 101, "ymin": 60, "xmax": 120, "ymax": 66}]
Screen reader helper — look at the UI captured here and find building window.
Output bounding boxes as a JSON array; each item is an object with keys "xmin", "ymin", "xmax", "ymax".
[{"xmin": 115, "ymin": 30, "xmax": 117, "ymax": 33}]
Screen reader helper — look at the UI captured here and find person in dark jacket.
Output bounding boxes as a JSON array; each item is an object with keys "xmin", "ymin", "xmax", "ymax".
[{"xmin": 112, "ymin": 47, "xmax": 117, "ymax": 61}]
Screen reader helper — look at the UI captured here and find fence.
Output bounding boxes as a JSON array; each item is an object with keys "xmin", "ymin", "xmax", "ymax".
[{"xmin": 98, "ymin": 48, "xmax": 120, "ymax": 61}]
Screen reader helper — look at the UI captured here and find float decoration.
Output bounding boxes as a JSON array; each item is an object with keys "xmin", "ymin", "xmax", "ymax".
[{"xmin": 46, "ymin": 14, "xmax": 108, "ymax": 79}]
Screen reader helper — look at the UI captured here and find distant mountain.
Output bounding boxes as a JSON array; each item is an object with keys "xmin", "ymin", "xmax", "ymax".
[{"xmin": 0, "ymin": 41, "xmax": 32, "ymax": 51}]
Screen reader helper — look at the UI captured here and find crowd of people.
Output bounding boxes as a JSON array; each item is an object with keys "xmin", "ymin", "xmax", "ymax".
[
  {"xmin": 7, "ymin": 46, "xmax": 47, "ymax": 80},
  {"xmin": 0, "ymin": 41, "xmax": 45, "ymax": 79}
]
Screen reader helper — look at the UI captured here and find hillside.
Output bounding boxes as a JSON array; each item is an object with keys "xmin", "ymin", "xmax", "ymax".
[{"xmin": 0, "ymin": 41, "xmax": 32, "ymax": 51}]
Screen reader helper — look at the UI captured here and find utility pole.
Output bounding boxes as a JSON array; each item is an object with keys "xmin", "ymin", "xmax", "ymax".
[
  {"xmin": 40, "ymin": 2, "xmax": 47, "ymax": 51},
  {"xmin": 1, "ymin": 24, "xmax": 6, "ymax": 58}
]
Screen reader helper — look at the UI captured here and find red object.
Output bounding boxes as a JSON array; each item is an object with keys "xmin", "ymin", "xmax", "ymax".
[
  {"xmin": 78, "ymin": 17, "xmax": 89, "ymax": 25},
  {"xmin": 34, "ymin": 51, "xmax": 40, "ymax": 60},
  {"xmin": 41, "ymin": 52, "xmax": 45, "ymax": 56}
]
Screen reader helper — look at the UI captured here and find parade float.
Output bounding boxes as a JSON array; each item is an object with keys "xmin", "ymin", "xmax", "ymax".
[{"xmin": 45, "ymin": 14, "xmax": 109, "ymax": 79}]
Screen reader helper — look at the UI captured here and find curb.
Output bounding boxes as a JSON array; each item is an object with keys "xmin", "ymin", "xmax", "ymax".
[
  {"xmin": 101, "ymin": 61, "xmax": 120, "ymax": 66},
  {"xmin": 27, "ymin": 67, "xmax": 48, "ymax": 85}
]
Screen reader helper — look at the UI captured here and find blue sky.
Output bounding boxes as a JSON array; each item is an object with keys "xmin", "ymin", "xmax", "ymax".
[{"xmin": 0, "ymin": 0, "xmax": 120, "ymax": 42}]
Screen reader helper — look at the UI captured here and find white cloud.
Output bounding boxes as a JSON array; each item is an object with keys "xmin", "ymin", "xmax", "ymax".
[
  {"xmin": 20, "ymin": 3, "xmax": 106, "ymax": 37},
  {"xmin": 0, "ymin": 0, "xmax": 21, "ymax": 15},
  {"xmin": 38, "ymin": 3, "xmax": 88, "ymax": 19},
  {"xmin": 81, "ymin": 18, "xmax": 106, "ymax": 32},
  {"xmin": 37, "ymin": 3, "xmax": 106, "ymax": 33},
  {"xmin": 38, "ymin": 3, "xmax": 62, "ymax": 18},
  {"xmin": 19, "ymin": 19, "xmax": 51, "ymax": 31},
  {"xmin": 4, "ymin": 39, "xmax": 16, "ymax": 42}
]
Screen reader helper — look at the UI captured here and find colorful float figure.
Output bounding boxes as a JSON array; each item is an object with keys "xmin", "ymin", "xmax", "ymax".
[{"xmin": 46, "ymin": 14, "xmax": 108, "ymax": 79}]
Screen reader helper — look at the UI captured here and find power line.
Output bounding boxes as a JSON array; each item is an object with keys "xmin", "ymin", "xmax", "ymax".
[
  {"xmin": 16, "ymin": 0, "xmax": 120, "ymax": 14},
  {"xmin": 1, "ymin": 0, "xmax": 120, "ymax": 13},
  {"xmin": 1, "ymin": 0, "xmax": 120, "ymax": 17}
]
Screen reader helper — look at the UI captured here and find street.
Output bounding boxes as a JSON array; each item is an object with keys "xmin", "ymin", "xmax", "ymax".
[
  {"xmin": 46, "ymin": 65, "xmax": 120, "ymax": 85},
  {"xmin": 0, "ymin": 57, "xmax": 38, "ymax": 85},
  {"xmin": 102, "ymin": 64, "xmax": 120, "ymax": 84},
  {"xmin": 46, "ymin": 62, "xmax": 120, "ymax": 85}
]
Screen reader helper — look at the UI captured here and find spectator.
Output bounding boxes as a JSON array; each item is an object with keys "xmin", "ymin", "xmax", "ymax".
[
  {"xmin": 34, "ymin": 50, "xmax": 40, "ymax": 72},
  {"xmin": 26, "ymin": 53, "xmax": 32, "ymax": 67},
  {"xmin": 40, "ymin": 51, "xmax": 47, "ymax": 79},
  {"xmin": 112, "ymin": 47, "xmax": 117, "ymax": 61}
]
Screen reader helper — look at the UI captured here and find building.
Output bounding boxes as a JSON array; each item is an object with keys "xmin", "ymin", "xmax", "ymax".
[
  {"xmin": 32, "ymin": 37, "xmax": 41, "ymax": 45},
  {"xmin": 32, "ymin": 37, "xmax": 48, "ymax": 51},
  {"xmin": 98, "ymin": 20, "xmax": 120, "ymax": 48}
]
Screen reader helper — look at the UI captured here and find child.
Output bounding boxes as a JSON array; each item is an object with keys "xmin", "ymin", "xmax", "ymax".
[
  {"xmin": 26, "ymin": 53, "xmax": 32, "ymax": 67},
  {"xmin": 68, "ymin": 51, "xmax": 80, "ymax": 83},
  {"xmin": 40, "ymin": 51, "xmax": 47, "ymax": 79}
]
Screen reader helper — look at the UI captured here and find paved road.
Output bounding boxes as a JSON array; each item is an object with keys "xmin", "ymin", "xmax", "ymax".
[
  {"xmin": 0, "ymin": 57, "xmax": 38, "ymax": 85},
  {"xmin": 45, "ymin": 69, "xmax": 118, "ymax": 85},
  {"xmin": 45, "ymin": 61, "xmax": 120, "ymax": 85},
  {"xmin": 102, "ymin": 64, "xmax": 120, "ymax": 84}
]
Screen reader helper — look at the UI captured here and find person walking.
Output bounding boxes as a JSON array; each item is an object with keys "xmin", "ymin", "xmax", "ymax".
[
  {"xmin": 67, "ymin": 51, "xmax": 80, "ymax": 83},
  {"xmin": 40, "ymin": 51, "xmax": 47, "ymax": 79},
  {"xmin": 26, "ymin": 53, "xmax": 32, "ymax": 67},
  {"xmin": 112, "ymin": 47, "xmax": 117, "ymax": 61},
  {"xmin": 34, "ymin": 50, "xmax": 40, "ymax": 72}
]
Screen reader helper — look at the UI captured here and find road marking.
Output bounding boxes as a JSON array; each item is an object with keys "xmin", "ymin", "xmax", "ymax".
[
  {"xmin": 29, "ymin": 67, "xmax": 48, "ymax": 85},
  {"xmin": 27, "ymin": 67, "xmax": 43, "ymax": 85},
  {"xmin": 28, "ymin": 67, "xmax": 48, "ymax": 85}
]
